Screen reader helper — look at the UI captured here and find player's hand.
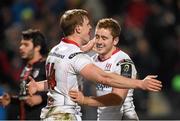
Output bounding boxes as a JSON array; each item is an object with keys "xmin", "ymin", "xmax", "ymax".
[
  {"xmin": 69, "ymin": 90, "xmax": 85, "ymax": 105},
  {"xmin": 0, "ymin": 93, "xmax": 11, "ymax": 107},
  {"xmin": 25, "ymin": 95, "xmax": 42, "ymax": 107},
  {"xmin": 142, "ymin": 75, "xmax": 162, "ymax": 91},
  {"xmin": 27, "ymin": 76, "xmax": 38, "ymax": 96},
  {"xmin": 80, "ymin": 38, "xmax": 96, "ymax": 52}
]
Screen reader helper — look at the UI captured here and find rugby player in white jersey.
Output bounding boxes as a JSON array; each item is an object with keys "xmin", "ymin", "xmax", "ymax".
[
  {"xmin": 69, "ymin": 18, "xmax": 140, "ymax": 120},
  {"xmin": 27, "ymin": 9, "xmax": 162, "ymax": 121}
]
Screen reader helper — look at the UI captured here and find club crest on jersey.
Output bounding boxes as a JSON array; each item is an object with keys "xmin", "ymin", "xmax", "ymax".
[
  {"xmin": 69, "ymin": 52, "xmax": 83, "ymax": 59},
  {"xmin": 105, "ymin": 63, "xmax": 112, "ymax": 71},
  {"xmin": 32, "ymin": 68, "xmax": 40, "ymax": 78}
]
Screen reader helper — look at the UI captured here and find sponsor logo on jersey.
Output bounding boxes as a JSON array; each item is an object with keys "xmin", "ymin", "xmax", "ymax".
[
  {"xmin": 49, "ymin": 52, "xmax": 65, "ymax": 59},
  {"xmin": 68, "ymin": 52, "xmax": 83, "ymax": 59},
  {"xmin": 96, "ymin": 83, "xmax": 110, "ymax": 91}
]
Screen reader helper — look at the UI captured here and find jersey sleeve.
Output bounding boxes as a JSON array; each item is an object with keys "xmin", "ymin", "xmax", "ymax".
[
  {"xmin": 72, "ymin": 53, "xmax": 93, "ymax": 73},
  {"xmin": 115, "ymin": 58, "xmax": 137, "ymax": 79}
]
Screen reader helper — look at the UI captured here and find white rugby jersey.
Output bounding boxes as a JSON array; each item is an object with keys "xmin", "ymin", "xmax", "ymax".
[
  {"xmin": 92, "ymin": 49, "xmax": 137, "ymax": 120},
  {"xmin": 40, "ymin": 38, "xmax": 92, "ymax": 119}
]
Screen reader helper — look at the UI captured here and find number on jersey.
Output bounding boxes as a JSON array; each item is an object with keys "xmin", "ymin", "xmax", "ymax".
[{"xmin": 46, "ymin": 62, "xmax": 56, "ymax": 90}]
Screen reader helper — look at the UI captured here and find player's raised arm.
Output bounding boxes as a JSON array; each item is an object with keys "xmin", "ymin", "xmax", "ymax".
[{"xmin": 80, "ymin": 64, "xmax": 162, "ymax": 91}]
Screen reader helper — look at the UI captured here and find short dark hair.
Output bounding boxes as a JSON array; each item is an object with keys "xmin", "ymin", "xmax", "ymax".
[
  {"xmin": 22, "ymin": 29, "xmax": 48, "ymax": 57},
  {"xmin": 60, "ymin": 9, "xmax": 89, "ymax": 36}
]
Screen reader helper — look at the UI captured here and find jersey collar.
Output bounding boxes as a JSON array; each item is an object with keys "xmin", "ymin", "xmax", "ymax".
[
  {"xmin": 61, "ymin": 38, "xmax": 80, "ymax": 47},
  {"xmin": 98, "ymin": 48, "xmax": 120, "ymax": 62},
  {"xmin": 112, "ymin": 48, "xmax": 120, "ymax": 55}
]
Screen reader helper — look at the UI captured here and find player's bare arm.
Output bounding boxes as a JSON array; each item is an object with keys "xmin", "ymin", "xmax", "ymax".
[
  {"xmin": 69, "ymin": 88, "xmax": 128, "ymax": 107},
  {"xmin": 80, "ymin": 64, "xmax": 162, "ymax": 91}
]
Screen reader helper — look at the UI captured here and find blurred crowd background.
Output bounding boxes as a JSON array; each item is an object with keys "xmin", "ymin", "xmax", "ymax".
[{"xmin": 0, "ymin": 0, "xmax": 179, "ymax": 120}]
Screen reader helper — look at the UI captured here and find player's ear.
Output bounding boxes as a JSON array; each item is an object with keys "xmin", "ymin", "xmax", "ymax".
[
  {"xmin": 113, "ymin": 37, "xmax": 119, "ymax": 46},
  {"xmin": 35, "ymin": 45, "xmax": 41, "ymax": 52},
  {"xmin": 75, "ymin": 25, "xmax": 81, "ymax": 34}
]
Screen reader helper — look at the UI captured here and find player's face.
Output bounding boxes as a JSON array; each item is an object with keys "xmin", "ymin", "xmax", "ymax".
[
  {"xmin": 19, "ymin": 39, "xmax": 35, "ymax": 60},
  {"xmin": 79, "ymin": 17, "xmax": 92, "ymax": 44},
  {"xmin": 95, "ymin": 28, "xmax": 117, "ymax": 57}
]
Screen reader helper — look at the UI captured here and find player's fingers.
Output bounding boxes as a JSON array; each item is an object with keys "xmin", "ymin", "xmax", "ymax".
[
  {"xmin": 28, "ymin": 90, "xmax": 33, "ymax": 96},
  {"xmin": 69, "ymin": 91, "xmax": 78, "ymax": 95},
  {"xmin": 144, "ymin": 78, "xmax": 162, "ymax": 91},
  {"xmin": 69, "ymin": 93, "xmax": 76, "ymax": 98},
  {"xmin": 148, "ymin": 78, "xmax": 162, "ymax": 85},
  {"xmin": 150, "ymin": 79, "xmax": 162, "ymax": 88},
  {"xmin": 146, "ymin": 75, "xmax": 158, "ymax": 79},
  {"xmin": 26, "ymin": 85, "xmax": 29, "ymax": 90},
  {"xmin": 69, "ymin": 90, "xmax": 78, "ymax": 93},
  {"xmin": 147, "ymin": 88, "xmax": 159, "ymax": 92},
  {"xmin": 69, "ymin": 94, "xmax": 78, "ymax": 101},
  {"xmin": 26, "ymin": 100, "xmax": 33, "ymax": 107},
  {"xmin": 28, "ymin": 76, "xmax": 35, "ymax": 82},
  {"xmin": 3, "ymin": 93, "xmax": 9, "ymax": 98},
  {"xmin": 148, "ymin": 83, "xmax": 162, "ymax": 91},
  {"xmin": 69, "ymin": 92, "xmax": 77, "ymax": 98},
  {"xmin": 149, "ymin": 86, "xmax": 161, "ymax": 91},
  {"xmin": 70, "ymin": 98, "xmax": 77, "ymax": 102}
]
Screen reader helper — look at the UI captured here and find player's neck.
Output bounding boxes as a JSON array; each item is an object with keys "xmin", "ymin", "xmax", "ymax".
[
  {"xmin": 99, "ymin": 47, "xmax": 118, "ymax": 61},
  {"xmin": 66, "ymin": 35, "xmax": 83, "ymax": 46},
  {"xmin": 27, "ymin": 52, "xmax": 43, "ymax": 65}
]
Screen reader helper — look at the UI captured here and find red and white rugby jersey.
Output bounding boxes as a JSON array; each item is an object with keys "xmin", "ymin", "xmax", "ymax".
[
  {"xmin": 43, "ymin": 38, "xmax": 92, "ymax": 114},
  {"xmin": 92, "ymin": 49, "xmax": 137, "ymax": 120}
]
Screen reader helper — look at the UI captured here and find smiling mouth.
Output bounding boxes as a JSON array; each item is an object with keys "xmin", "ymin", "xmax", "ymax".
[
  {"xmin": 97, "ymin": 47, "xmax": 103, "ymax": 50},
  {"xmin": 96, "ymin": 47, "xmax": 104, "ymax": 52},
  {"xmin": 96, "ymin": 44, "xmax": 103, "ymax": 48}
]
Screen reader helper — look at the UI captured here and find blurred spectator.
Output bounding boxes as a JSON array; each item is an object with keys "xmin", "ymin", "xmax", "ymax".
[
  {"xmin": 124, "ymin": 0, "xmax": 150, "ymax": 29},
  {"xmin": 5, "ymin": 29, "xmax": 48, "ymax": 120}
]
